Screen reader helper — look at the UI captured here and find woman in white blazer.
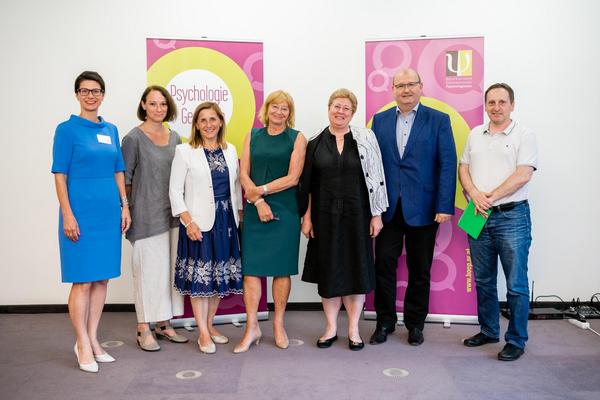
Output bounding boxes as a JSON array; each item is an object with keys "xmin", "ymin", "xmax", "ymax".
[{"xmin": 169, "ymin": 101, "xmax": 243, "ymax": 354}]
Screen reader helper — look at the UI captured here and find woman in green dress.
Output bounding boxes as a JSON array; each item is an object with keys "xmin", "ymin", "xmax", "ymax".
[{"xmin": 234, "ymin": 90, "xmax": 307, "ymax": 353}]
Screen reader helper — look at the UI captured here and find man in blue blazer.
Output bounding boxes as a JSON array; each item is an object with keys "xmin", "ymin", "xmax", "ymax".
[{"xmin": 370, "ymin": 68, "xmax": 457, "ymax": 346}]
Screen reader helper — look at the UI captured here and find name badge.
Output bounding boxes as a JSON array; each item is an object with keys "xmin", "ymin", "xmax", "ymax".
[{"xmin": 97, "ymin": 134, "xmax": 112, "ymax": 144}]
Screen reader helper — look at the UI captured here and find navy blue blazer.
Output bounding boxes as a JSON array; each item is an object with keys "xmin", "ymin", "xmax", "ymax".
[{"xmin": 372, "ymin": 104, "xmax": 457, "ymax": 226}]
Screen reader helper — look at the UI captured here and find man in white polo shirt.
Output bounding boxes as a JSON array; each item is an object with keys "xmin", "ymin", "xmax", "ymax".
[{"xmin": 459, "ymin": 83, "xmax": 538, "ymax": 361}]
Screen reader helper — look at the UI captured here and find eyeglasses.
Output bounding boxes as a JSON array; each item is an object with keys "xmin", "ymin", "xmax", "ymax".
[
  {"xmin": 77, "ymin": 88, "xmax": 104, "ymax": 97},
  {"xmin": 393, "ymin": 82, "xmax": 421, "ymax": 90},
  {"xmin": 331, "ymin": 104, "xmax": 353, "ymax": 113}
]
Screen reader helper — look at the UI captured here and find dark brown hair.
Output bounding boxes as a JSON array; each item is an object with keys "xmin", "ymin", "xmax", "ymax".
[
  {"xmin": 137, "ymin": 85, "xmax": 177, "ymax": 122},
  {"xmin": 485, "ymin": 83, "xmax": 514, "ymax": 104},
  {"xmin": 74, "ymin": 71, "xmax": 105, "ymax": 93}
]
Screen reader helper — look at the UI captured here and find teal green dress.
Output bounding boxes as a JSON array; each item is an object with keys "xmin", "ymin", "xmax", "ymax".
[{"xmin": 242, "ymin": 127, "xmax": 300, "ymax": 276}]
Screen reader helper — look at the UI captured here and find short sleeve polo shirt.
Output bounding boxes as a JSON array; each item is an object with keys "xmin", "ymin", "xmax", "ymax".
[{"xmin": 460, "ymin": 120, "xmax": 538, "ymax": 206}]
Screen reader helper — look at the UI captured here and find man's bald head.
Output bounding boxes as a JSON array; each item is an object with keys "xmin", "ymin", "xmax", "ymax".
[
  {"xmin": 392, "ymin": 68, "xmax": 423, "ymax": 113},
  {"xmin": 393, "ymin": 68, "xmax": 422, "ymax": 86}
]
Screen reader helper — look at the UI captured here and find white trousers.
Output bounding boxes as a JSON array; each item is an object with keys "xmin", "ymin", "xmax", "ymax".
[{"xmin": 132, "ymin": 228, "xmax": 184, "ymax": 323}]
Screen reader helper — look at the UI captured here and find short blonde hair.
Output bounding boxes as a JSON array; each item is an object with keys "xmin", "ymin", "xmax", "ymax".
[
  {"xmin": 259, "ymin": 90, "xmax": 295, "ymax": 128},
  {"xmin": 328, "ymin": 88, "xmax": 357, "ymax": 114},
  {"xmin": 189, "ymin": 102, "xmax": 228, "ymax": 149}
]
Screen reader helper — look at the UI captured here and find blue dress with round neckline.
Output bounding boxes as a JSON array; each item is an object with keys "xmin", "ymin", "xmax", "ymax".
[{"xmin": 52, "ymin": 114, "xmax": 125, "ymax": 283}]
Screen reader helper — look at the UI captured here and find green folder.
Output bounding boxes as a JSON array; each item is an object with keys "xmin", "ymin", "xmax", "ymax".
[{"xmin": 458, "ymin": 200, "xmax": 491, "ymax": 239}]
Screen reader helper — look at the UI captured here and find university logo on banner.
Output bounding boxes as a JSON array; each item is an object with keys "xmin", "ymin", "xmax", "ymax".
[
  {"xmin": 146, "ymin": 38, "xmax": 264, "ymax": 157},
  {"xmin": 446, "ymin": 50, "xmax": 473, "ymax": 77},
  {"xmin": 365, "ymin": 37, "xmax": 484, "ymax": 321},
  {"xmin": 446, "ymin": 49, "xmax": 474, "ymax": 91}
]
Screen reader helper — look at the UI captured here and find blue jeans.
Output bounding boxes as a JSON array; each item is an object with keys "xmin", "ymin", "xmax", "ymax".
[{"xmin": 468, "ymin": 202, "xmax": 532, "ymax": 349}]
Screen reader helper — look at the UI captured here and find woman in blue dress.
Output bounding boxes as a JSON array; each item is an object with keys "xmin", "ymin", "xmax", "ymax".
[
  {"xmin": 169, "ymin": 101, "xmax": 243, "ymax": 354},
  {"xmin": 51, "ymin": 71, "xmax": 131, "ymax": 373}
]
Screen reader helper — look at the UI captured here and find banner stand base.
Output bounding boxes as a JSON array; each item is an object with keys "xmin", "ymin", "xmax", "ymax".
[
  {"xmin": 363, "ymin": 311, "xmax": 478, "ymax": 326},
  {"xmin": 171, "ymin": 311, "xmax": 269, "ymax": 329}
]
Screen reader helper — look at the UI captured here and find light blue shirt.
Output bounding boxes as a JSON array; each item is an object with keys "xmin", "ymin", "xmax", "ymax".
[{"xmin": 396, "ymin": 103, "xmax": 419, "ymax": 158}]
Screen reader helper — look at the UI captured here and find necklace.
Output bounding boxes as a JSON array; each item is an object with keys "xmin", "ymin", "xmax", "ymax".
[
  {"xmin": 330, "ymin": 127, "xmax": 350, "ymax": 140},
  {"xmin": 267, "ymin": 125, "xmax": 285, "ymax": 135},
  {"xmin": 332, "ymin": 132, "xmax": 348, "ymax": 142}
]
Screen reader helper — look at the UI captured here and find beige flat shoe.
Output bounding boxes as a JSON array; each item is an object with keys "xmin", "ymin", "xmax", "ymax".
[
  {"xmin": 211, "ymin": 335, "xmax": 229, "ymax": 344},
  {"xmin": 137, "ymin": 330, "xmax": 160, "ymax": 352},
  {"xmin": 155, "ymin": 324, "xmax": 189, "ymax": 343},
  {"xmin": 198, "ymin": 339, "xmax": 216, "ymax": 354}
]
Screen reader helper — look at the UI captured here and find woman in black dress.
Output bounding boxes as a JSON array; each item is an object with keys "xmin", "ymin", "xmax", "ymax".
[{"xmin": 298, "ymin": 89, "xmax": 388, "ymax": 350}]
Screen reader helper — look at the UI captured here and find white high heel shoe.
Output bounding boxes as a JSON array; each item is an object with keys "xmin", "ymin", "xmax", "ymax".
[
  {"xmin": 94, "ymin": 352, "xmax": 115, "ymax": 363},
  {"xmin": 74, "ymin": 343, "xmax": 99, "ymax": 373}
]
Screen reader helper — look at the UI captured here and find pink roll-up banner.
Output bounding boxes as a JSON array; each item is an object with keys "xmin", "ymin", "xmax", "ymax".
[
  {"xmin": 364, "ymin": 36, "xmax": 484, "ymax": 324},
  {"xmin": 146, "ymin": 38, "xmax": 267, "ymax": 324}
]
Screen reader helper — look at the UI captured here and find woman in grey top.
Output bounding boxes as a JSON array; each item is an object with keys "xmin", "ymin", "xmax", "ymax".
[{"xmin": 122, "ymin": 86, "xmax": 188, "ymax": 351}]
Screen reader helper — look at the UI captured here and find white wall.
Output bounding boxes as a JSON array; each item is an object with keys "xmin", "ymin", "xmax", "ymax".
[{"xmin": 1, "ymin": 0, "xmax": 598, "ymax": 305}]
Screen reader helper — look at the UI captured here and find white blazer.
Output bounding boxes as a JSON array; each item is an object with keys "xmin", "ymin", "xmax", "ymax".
[{"xmin": 169, "ymin": 142, "xmax": 243, "ymax": 231}]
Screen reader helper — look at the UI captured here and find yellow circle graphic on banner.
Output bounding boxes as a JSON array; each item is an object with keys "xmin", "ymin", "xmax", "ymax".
[
  {"xmin": 147, "ymin": 47, "xmax": 255, "ymax": 157},
  {"xmin": 367, "ymin": 97, "xmax": 470, "ymax": 210}
]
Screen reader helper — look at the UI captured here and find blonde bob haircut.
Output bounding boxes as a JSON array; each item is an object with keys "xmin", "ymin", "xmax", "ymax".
[
  {"xmin": 259, "ymin": 90, "xmax": 295, "ymax": 128},
  {"xmin": 328, "ymin": 88, "xmax": 358, "ymax": 115},
  {"xmin": 189, "ymin": 101, "xmax": 228, "ymax": 149}
]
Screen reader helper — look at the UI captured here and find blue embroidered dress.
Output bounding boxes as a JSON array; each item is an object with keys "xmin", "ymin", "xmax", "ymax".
[{"xmin": 174, "ymin": 148, "xmax": 243, "ymax": 297}]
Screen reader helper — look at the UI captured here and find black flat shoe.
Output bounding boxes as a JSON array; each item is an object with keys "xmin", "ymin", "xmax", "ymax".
[
  {"xmin": 349, "ymin": 338, "xmax": 364, "ymax": 351},
  {"xmin": 316, "ymin": 335, "xmax": 338, "ymax": 348},
  {"xmin": 408, "ymin": 328, "xmax": 424, "ymax": 346},
  {"xmin": 463, "ymin": 332, "xmax": 499, "ymax": 347},
  {"xmin": 498, "ymin": 343, "xmax": 524, "ymax": 361},
  {"xmin": 369, "ymin": 326, "xmax": 394, "ymax": 345}
]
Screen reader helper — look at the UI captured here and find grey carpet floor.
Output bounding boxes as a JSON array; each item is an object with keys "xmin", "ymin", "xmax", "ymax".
[{"xmin": 1, "ymin": 311, "xmax": 599, "ymax": 400}]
